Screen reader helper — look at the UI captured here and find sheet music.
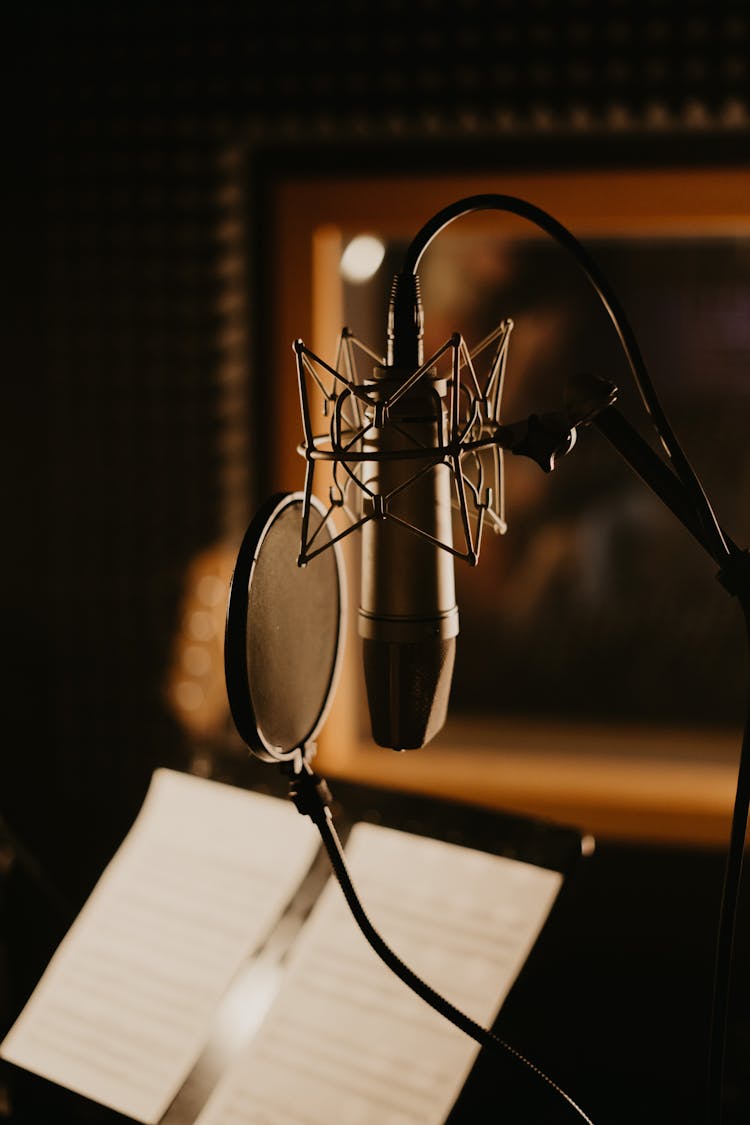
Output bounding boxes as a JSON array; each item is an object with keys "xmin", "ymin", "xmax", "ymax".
[
  {"xmin": 196, "ymin": 822, "xmax": 563, "ymax": 1125},
  {"xmin": 0, "ymin": 769, "xmax": 320, "ymax": 1124}
]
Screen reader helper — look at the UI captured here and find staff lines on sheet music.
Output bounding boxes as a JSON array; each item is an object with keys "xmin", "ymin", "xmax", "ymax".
[
  {"xmin": 217, "ymin": 1089, "xmax": 328, "ymax": 1125},
  {"xmin": 28, "ymin": 1007, "xmax": 176, "ymax": 1085},
  {"xmin": 349, "ymin": 867, "xmax": 530, "ymax": 938},
  {"xmin": 335, "ymin": 886, "xmax": 521, "ymax": 958},
  {"xmin": 93, "ymin": 881, "xmax": 259, "ymax": 945},
  {"xmin": 220, "ymin": 1086, "xmax": 355, "ymax": 1125},
  {"xmin": 60, "ymin": 952, "xmax": 212, "ymax": 1019},
  {"xmin": 300, "ymin": 941, "xmax": 495, "ymax": 1013},
  {"xmin": 88, "ymin": 891, "xmax": 236, "ymax": 951},
  {"xmin": 259, "ymin": 1004, "xmax": 453, "ymax": 1097},
  {"xmin": 349, "ymin": 830, "xmax": 530, "ymax": 880},
  {"xmin": 285, "ymin": 965, "xmax": 463, "ymax": 1042},
  {"xmin": 72, "ymin": 932, "xmax": 229, "ymax": 1001},
  {"xmin": 323, "ymin": 893, "xmax": 526, "ymax": 972},
  {"xmin": 126, "ymin": 839, "xmax": 283, "ymax": 894},
  {"xmin": 260, "ymin": 1021, "xmax": 442, "ymax": 1111},
  {"xmin": 105, "ymin": 863, "xmax": 273, "ymax": 941},
  {"xmin": 26, "ymin": 1026, "xmax": 166, "ymax": 1096},
  {"xmin": 50, "ymin": 965, "xmax": 205, "ymax": 1040},
  {"xmin": 77, "ymin": 909, "xmax": 238, "ymax": 977},
  {"xmin": 252, "ymin": 1038, "xmax": 429, "ymax": 1121},
  {"xmin": 90, "ymin": 881, "xmax": 255, "ymax": 951},
  {"xmin": 0, "ymin": 772, "xmax": 327, "ymax": 1125},
  {"xmin": 39, "ymin": 998, "xmax": 181, "ymax": 1061},
  {"xmin": 291, "ymin": 945, "xmax": 436, "ymax": 1014}
]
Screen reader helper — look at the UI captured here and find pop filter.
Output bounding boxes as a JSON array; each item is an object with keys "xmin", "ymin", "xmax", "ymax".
[
  {"xmin": 224, "ymin": 491, "xmax": 345, "ymax": 764},
  {"xmin": 223, "ymin": 496, "xmax": 596, "ymax": 1125}
]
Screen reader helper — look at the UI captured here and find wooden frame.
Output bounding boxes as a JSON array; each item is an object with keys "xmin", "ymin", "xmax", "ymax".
[{"xmin": 259, "ymin": 162, "xmax": 750, "ymax": 847}]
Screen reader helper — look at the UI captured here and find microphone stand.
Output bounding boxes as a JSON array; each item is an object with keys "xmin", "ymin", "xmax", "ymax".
[
  {"xmin": 291, "ymin": 194, "xmax": 748, "ymax": 1123},
  {"xmin": 585, "ymin": 403, "xmax": 750, "ymax": 1125},
  {"xmin": 500, "ymin": 380, "xmax": 750, "ymax": 1125},
  {"xmin": 398, "ymin": 195, "xmax": 747, "ymax": 1125}
]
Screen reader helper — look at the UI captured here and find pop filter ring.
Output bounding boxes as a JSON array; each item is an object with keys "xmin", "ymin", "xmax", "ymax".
[{"xmin": 224, "ymin": 491, "xmax": 346, "ymax": 764}]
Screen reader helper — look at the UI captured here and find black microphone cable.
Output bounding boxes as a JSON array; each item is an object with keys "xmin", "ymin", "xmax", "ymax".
[
  {"xmin": 706, "ymin": 579, "xmax": 750, "ymax": 1125},
  {"xmin": 289, "ymin": 763, "xmax": 597, "ymax": 1125},
  {"xmin": 400, "ymin": 193, "xmax": 730, "ymax": 565}
]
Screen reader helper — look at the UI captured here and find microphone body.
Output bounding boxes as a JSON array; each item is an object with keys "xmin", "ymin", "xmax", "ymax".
[{"xmin": 358, "ymin": 274, "xmax": 459, "ymax": 750}]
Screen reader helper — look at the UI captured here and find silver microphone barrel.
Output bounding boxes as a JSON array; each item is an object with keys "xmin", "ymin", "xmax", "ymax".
[{"xmin": 358, "ymin": 373, "xmax": 459, "ymax": 750}]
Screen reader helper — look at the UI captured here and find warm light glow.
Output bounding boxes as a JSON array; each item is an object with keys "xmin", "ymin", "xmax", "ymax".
[
  {"xmin": 210, "ymin": 959, "xmax": 284, "ymax": 1058},
  {"xmin": 174, "ymin": 680, "xmax": 205, "ymax": 711},
  {"xmin": 340, "ymin": 234, "xmax": 385, "ymax": 283},
  {"xmin": 197, "ymin": 574, "xmax": 225, "ymax": 606},
  {"xmin": 183, "ymin": 644, "xmax": 212, "ymax": 676},
  {"xmin": 189, "ymin": 610, "xmax": 216, "ymax": 641}
]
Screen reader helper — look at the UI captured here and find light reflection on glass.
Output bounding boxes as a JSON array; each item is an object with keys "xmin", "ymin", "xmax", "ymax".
[{"xmin": 340, "ymin": 234, "xmax": 386, "ymax": 283}]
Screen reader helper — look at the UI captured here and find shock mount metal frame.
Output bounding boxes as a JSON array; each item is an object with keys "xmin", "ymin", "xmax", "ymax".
[{"xmin": 293, "ymin": 318, "xmax": 513, "ymax": 567}]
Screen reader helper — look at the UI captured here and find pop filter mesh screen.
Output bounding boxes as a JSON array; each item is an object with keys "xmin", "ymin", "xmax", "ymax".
[{"xmin": 247, "ymin": 500, "xmax": 341, "ymax": 754}]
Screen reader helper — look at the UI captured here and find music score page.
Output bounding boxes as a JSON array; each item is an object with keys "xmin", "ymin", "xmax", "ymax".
[
  {"xmin": 195, "ymin": 821, "xmax": 563, "ymax": 1125},
  {"xmin": 0, "ymin": 769, "xmax": 320, "ymax": 1124}
]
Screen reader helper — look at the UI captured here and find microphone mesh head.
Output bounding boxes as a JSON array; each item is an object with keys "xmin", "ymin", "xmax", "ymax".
[{"xmin": 362, "ymin": 636, "xmax": 455, "ymax": 750}]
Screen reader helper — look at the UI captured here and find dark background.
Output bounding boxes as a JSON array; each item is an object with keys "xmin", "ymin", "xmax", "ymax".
[{"xmin": 3, "ymin": 1, "xmax": 749, "ymax": 1122}]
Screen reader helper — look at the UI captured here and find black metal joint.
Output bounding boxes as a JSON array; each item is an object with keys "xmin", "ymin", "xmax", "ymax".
[
  {"xmin": 716, "ymin": 548, "xmax": 750, "ymax": 600},
  {"xmin": 288, "ymin": 768, "xmax": 333, "ymax": 823}
]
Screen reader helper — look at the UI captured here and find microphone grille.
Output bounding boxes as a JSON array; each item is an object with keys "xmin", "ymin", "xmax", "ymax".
[{"xmin": 362, "ymin": 636, "xmax": 455, "ymax": 751}]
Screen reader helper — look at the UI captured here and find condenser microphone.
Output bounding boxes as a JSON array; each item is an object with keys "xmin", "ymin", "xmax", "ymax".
[
  {"xmin": 294, "ymin": 268, "xmax": 514, "ymax": 752},
  {"xmin": 358, "ymin": 273, "xmax": 459, "ymax": 751}
]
